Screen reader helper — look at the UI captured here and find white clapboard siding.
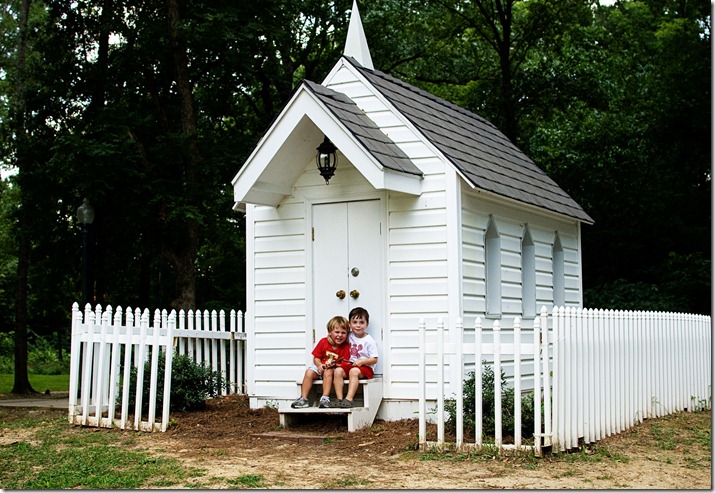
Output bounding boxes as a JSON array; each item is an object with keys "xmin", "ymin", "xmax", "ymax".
[{"xmin": 69, "ymin": 303, "xmax": 246, "ymax": 433}]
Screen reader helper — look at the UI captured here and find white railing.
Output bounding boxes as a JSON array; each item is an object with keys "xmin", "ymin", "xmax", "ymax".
[
  {"xmin": 418, "ymin": 306, "xmax": 711, "ymax": 455},
  {"xmin": 68, "ymin": 303, "xmax": 246, "ymax": 432}
]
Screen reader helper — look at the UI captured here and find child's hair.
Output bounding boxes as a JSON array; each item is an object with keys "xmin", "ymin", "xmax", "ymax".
[
  {"xmin": 326, "ymin": 316, "xmax": 349, "ymax": 333},
  {"xmin": 348, "ymin": 306, "xmax": 369, "ymax": 324}
]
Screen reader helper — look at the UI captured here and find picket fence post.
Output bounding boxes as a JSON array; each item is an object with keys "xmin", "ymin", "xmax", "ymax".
[
  {"xmin": 474, "ymin": 317, "xmax": 483, "ymax": 448},
  {"xmin": 417, "ymin": 318, "xmax": 426, "ymax": 449},
  {"xmin": 161, "ymin": 311, "xmax": 175, "ymax": 431},
  {"xmin": 455, "ymin": 318, "xmax": 464, "ymax": 448},
  {"xmin": 513, "ymin": 316, "xmax": 522, "ymax": 449},
  {"xmin": 532, "ymin": 315, "xmax": 542, "ymax": 456},
  {"xmin": 493, "ymin": 319, "xmax": 502, "ymax": 448}
]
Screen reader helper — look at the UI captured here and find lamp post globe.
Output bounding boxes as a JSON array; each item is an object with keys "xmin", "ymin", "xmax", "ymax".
[{"xmin": 76, "ymin": 198, "xmax": 94, "ymax": 306}]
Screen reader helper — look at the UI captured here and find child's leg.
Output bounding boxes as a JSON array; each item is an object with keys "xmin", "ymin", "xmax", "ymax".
[
  {"xmin": 321, "ymin": 368, "xmax": 334, "ymax": 398},
  {"xmin": 300, "ymin": 368, "xmax": 318, "ymax": 398},
  {"xmin": 333, "ymin": 367, "xmax": 346, "ymax": 400},
  {"xmin": 345, "ymin": 367, "xmax": 363, "ymax": 401}
]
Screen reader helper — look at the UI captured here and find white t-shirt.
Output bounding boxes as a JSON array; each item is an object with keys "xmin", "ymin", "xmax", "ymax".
[{"xmin": 348, "ymin": 332, "xmax": 378, "ymax": 368}]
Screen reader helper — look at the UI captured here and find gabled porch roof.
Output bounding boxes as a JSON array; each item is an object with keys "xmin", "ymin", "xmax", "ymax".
[{"xmin": 231, "ymin": 80, "xmax": 422, "ymax": 210}]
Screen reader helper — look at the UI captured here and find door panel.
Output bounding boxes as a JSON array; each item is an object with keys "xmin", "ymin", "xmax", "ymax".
[{"xmin": 312, "ymin": 200, "xmax": 383, "ymax": 375}]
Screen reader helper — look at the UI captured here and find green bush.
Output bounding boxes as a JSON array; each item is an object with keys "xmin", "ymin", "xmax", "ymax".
[
  {"xmin": 26, "ymin": 335, "xmax": 70, "ymax": 375},
  {"xmin": 123, "ymin": 352, "xmax": 225, "ymax": 413},
  {"xmin": 0, "ymin": 332, "xmax": 70, "ymax": 374},
  {"xmin": 445, "ymin": 364, "xmax": 536, "ymax": 441},
  {"xmin": 0, "ymin": 332, "xmax": 13, "ymax": 373}
]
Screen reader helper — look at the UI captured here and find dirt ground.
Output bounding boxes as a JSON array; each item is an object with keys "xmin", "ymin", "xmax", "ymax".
[
  {"xmin": 1, "ymin": 393, "xmax": 711, "ymax": 489},
  {"xmin": 132, "ymin": 394, "xmax": 710, "ymax": 489}
]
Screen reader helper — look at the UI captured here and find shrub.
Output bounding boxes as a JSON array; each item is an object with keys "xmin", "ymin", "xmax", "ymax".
[
  {"xmin": 0, "ymin": 332, "xmax": 13, "ymax": 373},
  {"xmin": 445, "ymin": 364, "xmax": 536, "ymax": 441},
  {"xmin": 0, "ymin": 332, "xmax": 70, "ymax": 374},
  {"xmin": 26, "ymin": 335, "xmax": 70, "ymax": 375},
  {"xmin": 123, "ymin": 352, "xmax": 225, "ymax": 413}
]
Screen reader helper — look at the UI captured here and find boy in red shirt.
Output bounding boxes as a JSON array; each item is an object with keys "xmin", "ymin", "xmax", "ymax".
[{"xmin": 291, "ymin": 316, "xmax": 351, "ymax": 409}]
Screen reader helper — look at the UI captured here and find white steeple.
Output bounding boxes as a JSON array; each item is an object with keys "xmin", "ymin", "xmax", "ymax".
[{"xmin": 343, "ymin": 0, "xmax": 374, "ymax": 69}]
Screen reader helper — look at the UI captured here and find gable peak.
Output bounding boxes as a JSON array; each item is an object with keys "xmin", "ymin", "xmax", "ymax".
[{"xmin": 343, "ymin": 0, "xmax": 374, "ymax": 69}]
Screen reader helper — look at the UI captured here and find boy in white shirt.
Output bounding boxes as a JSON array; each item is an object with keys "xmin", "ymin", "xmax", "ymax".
[{"xmin": 332, "ymin": 307, "xmax": 378, "ymax": 408}]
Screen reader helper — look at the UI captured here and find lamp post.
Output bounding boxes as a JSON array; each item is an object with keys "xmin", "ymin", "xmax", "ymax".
[{"xmin": 76, "ymin": 198, "xmax": 95, "ymax": 306}]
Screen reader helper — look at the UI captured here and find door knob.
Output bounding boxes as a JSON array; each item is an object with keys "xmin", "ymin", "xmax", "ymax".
[
  {"xmin": 350, "ymin": 289, "xmax": 360, "ymax": 299},
  {"xmin": 336, "ymin": 290, "xmax": 346, "ymax": 299}
]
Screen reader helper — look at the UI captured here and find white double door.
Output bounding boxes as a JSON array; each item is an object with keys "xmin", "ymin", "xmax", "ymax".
[{"xmin": 311, "ymin": 199, "xmax": 383, "ymax": 375}]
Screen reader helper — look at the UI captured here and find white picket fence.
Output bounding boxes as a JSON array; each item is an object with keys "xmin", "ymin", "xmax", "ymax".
[
  {"xmin": 68, "ymin": 303, "xmax": 246, "ymax": 432},
  {"xmin": 418, "ymin": 306, "xmax": 712, "ymax": 455}
]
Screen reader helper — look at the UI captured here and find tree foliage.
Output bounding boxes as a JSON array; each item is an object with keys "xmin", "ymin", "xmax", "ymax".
[{"xmin": 0, "ymin": 0, "xmax": 710, "ymax": 390}]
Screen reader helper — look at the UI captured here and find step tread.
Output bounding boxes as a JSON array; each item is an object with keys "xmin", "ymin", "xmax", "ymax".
[
  {"xmin": 279, "ymin": 406, "xmax": 368, "ymax": 414},
  {"xmin": 298, "ymin": 377, "xmax": 382, "ymax": 385}
]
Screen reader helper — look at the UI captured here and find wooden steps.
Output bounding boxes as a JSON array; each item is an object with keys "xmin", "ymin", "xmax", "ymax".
[{"xmin": 278, "ymin": 377, "xmax": 383, "ymax": 432}]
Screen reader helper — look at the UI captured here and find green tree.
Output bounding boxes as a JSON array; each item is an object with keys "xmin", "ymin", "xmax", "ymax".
[
  {"xmin": 367, "ymin": 0, "xmax": 710, "ymax": 313},
  {"xmin": 523, "ymin": 0, "xmax": 711, "ymax": 313},
  {"xmin": 0, "ymin": 0, "xmax": 356, "ymax": 391}
]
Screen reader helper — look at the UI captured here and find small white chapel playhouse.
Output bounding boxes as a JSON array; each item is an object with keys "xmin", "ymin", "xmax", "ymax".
[{"xmin": 231, "ymin": 1, "xmax": 593, "ymax": 423}]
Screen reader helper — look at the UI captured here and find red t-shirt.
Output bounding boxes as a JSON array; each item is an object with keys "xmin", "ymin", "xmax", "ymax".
[{"xmin": 311, "ymin": 337, "xmax": 350, "ymax": 365}]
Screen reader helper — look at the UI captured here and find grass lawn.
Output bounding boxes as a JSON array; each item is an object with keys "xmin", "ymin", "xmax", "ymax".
[
  {"xmin": 0, "ymin": 410, "xmax": 198, "ymax": 488},
  {"xmin": 0, "ymin": 374, "xmax": 69, "ymax": 394}
]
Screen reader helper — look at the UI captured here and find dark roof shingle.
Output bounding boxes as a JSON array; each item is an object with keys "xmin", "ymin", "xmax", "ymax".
[
  {"xmin": 344, "ymin": 57, "xmax": 593, "ymax": 223},
  {"xmin": 303, "ymin": 80, "xmax": 422, "ymax": 177}
]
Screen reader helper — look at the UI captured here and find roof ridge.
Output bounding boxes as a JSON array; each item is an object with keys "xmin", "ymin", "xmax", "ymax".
[{"xmin": 343, "ymin": 56, "xmax": 496, "ymax": 130}]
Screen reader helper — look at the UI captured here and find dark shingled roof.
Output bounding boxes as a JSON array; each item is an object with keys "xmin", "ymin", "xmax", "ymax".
[
  {"xmin": 344, "ymin": 57, "xmax": 593, "ymax": 223},
  {"xmin": 303, "ymin": 80, "xmax": 422, "ymax": 177}
]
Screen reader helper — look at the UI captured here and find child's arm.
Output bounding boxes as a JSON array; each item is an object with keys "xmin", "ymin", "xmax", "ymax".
[
  {"xmin": 313, "ymin": 355, "xmax": 326, "ymax": 374},
  {"xmin": 351, "ymin": 337, "xmax": 378, "ymax": 367},
  {"xmin": 352, "ymin": 356, "xmax": 378, "ymax": 367}
]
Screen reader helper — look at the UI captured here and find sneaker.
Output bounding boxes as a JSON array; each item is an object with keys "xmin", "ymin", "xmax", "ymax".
[
  {"xmin": 318, "ymin": 396, "xmax": 331, "ymax": 408},
  {"xmin": 338, "ymin": 399, "xmax": 353, "ymax": 408},
  {"xmin": 291, "ymin": 397, "xmax": 309, "ymax": 409}
]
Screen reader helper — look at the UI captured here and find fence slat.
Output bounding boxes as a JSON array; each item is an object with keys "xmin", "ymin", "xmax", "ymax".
[
  {"xmin": 513, "ymin": 317, "xmax": 522, "ymax": 449},
  {"xmin": 436, "ymin": 318, "xmax": 445, "ymax": 445},
  {"xmin": 456, "ymin": 318, "xmax": 464, "ymax": 448},
  {"xmin": 418, "ymin": 319, "xmax": 426, "ymax": 449}
]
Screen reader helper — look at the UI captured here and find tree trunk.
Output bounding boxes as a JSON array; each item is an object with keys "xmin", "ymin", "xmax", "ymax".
[
  {"xmin": 165, "ymin": 0, "xmax": 199, "ymax": 310},
  {"xmin": 495, "ymin": 0, "xmax": 517, "ymax": 143},
  {"xmin": 12, "ymin": 0, "xmax": 36, "ymax": 395}
]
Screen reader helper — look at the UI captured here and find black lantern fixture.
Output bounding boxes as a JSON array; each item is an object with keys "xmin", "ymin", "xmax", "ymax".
[{"xmin": 316, "ymin": 136, "xmax": 338, "ymax": 184}]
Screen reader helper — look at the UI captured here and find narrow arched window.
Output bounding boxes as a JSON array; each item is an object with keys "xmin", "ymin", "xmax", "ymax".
[
  {"xmin": 485, "ymin": 217, "xmax": 501, "ymax": 316},
  {"xmin": 522, "ymin": 226, "xmax": 536, "ymax": 318},
  {"xmin": 553, "ymin": 232, "xmax": 565, "ymax": 307}
]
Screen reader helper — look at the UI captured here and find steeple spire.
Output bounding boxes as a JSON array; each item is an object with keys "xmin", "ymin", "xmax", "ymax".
[{"xmin": 343, "ymin": 0, "xmax": 374, "ymax": 69}]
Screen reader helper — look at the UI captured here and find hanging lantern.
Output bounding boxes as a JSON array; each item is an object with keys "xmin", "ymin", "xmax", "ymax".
[{"xmin": 316, "ymin": 136, "xmax": 338, "ymax": 185}]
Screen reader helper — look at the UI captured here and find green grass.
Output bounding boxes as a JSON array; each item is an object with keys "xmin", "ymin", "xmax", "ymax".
[
  {"xmin": 0, "ymin": 413, "xmax": 195, "ymax": 489},
  {"xmin": 226, "ymin": 474, "xmax": 267, "ymax": 488},
  {"xmin": 329, "ymin": 475, "xmax": 371, "ymax": 488},
  {"xmin": 0, "ymin": 374, "xmax": 70, "ymax": 393}
]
